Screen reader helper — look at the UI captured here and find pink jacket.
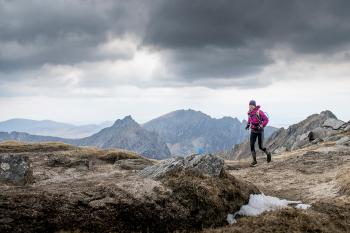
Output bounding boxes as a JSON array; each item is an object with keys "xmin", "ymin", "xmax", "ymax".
[{"xmin": 247, "ymin": 105, "xmax": 268, "ymax": 130}]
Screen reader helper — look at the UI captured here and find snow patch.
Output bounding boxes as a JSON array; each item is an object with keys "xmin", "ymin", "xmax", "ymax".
[
  {"xmin": 227, "ymin": 194, "xmax": 311, "ymax": 224},
  {"xmin": 226, "ymin": 213, "xmax": 236, "ymax": 225},
  {"xmin": 295, "ymin": 203, "xmax": 311, "ymax": 210}
]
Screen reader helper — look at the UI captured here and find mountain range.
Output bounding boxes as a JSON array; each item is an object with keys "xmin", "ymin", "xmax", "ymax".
[
  {"xmin": 143, "ymin": 109, "xmax": 277, "ymax": 155},
  {"xmin": 0, "ymin": 109, "xmax": 279, "ymax": 158},
  {"xmin": 0, "ymin": 118, "xmax": 112, "ymax": 138},
  {"xmin": 0, "ymin": 116, "xmax": 170, "ymax": 159}
]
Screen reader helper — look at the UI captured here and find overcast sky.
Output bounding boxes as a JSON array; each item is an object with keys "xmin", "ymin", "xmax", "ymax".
[{"xmin": 0, "ymin": 0, "xmax": 349, "ymax": 127}]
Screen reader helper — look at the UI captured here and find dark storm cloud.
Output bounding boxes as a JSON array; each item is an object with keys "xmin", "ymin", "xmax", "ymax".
[
  {"xmin": 144, "ymin": 0, "xmax": 350, "ymax": 51},
  {"xmin": 1, "ymin": 0, "xmax": 350, "ymax": 88},
  {"xmin": 165, "ymin": 46, "xmax": 272, "ymax": 80},
  {"xmin": 0, "ymin": 0, "xmax": 150, "ymax": 71},
  {"xmin": 143, "ymin": 0, "xmax": 350, "ymax": 82}
]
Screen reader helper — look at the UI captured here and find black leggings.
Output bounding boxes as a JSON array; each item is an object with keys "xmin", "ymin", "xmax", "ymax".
[{"xmin": 250, "ymin": 131, "xmax": 267, "ymax": 152}]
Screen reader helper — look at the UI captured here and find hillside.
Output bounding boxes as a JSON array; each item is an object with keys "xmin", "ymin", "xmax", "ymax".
[
  {"xmin": 78, "ymin": 116, "xmax": 171, "ymax": 159},
  {"xmin": 204, "ymin": 129, "xmax": 350, "ymax": 232},
  {"xmin": 1, "ymin": 126, "xmax": 350, "ymax": 232},
  {"xmin": 0, "ymin": 116, "xmax": 350, "ymax": 233},
  {"xmin": 0, "ymin": 141, "xmax": 258, "ymax": 232},
  {"xmin": 226, "ymin": 110, "xmax": 348, "ymax": 160}
]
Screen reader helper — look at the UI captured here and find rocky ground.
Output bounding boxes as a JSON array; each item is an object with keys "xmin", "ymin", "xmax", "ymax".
[
  {"xmin": 0, "ymin": 141, "xmax": 258, "ymax": 233},
  {"xmin": 1, "ymin": 128, "xmax": 350, "ymax": 233},
  {"xmin": 202, "ymin": 131, "xmax": 350, "ymax": 232},
  {"xmin": 226, "ymin": 110, "xmax": 349, "ymax": 160}
]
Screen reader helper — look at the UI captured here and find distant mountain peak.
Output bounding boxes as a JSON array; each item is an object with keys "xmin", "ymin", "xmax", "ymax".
[
  {"xmin": 320, "ymin": 110, "xmax": 337, "ymax": 119},
  {"xmin": 142, "ymin": 109, "xmax": 278, "ymax": 156},
  {"xmin": 112, "ymin": 115, "xmax": 138, "ymax": 127},
  {"xmin": 166, "ymin": 109, "xmax": 211, "ymax": 119}
]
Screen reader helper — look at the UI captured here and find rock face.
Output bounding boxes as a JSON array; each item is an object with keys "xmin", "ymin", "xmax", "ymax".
[
  {"xmin": 0, "ymin": 141, "xmax": 259, "ymax": 233},
  {"xmin": 228, "ymin": 110, "xmax": 349, "ymax": 160},
  {"xmin": 0, "ymin": 154, "xmax": 33, "ymax": 185},
  {"xmin": 143, "ymin": 109, "xmax": 277, "ymax": 156},
  {"xmin": 138, "ymin": 154, "xmax": 225, "ymax": 180},
  {"xmin": 322, "ymin": 118, "xmax": 347, "ymax": 130}
]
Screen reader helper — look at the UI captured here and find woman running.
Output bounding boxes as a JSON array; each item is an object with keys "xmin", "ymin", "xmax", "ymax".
[{"xmin": 245, "ymin": 100, "xmax": 272, "ymax": 166}]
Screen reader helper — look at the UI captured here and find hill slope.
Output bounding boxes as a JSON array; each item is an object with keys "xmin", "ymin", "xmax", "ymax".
[
  {"xmin": 227, "ymin": 110, "xmax": 348, "ymax": 160},
  {"xmin": 203, "ymin": 128, "xmax": 350, "ymax": 232},
  {"xmin": 78, "ymin": 116, "xmax": 171, "ymax": 159}
]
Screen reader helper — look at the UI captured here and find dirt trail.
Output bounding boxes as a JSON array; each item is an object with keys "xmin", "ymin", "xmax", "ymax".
[{"xmin": 225, "ymin": 142, "xmax": 350, "ymax": 203}]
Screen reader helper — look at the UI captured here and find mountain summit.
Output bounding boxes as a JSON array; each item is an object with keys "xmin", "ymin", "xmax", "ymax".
[{"xmin": 78, "ymin": 116, "xmax": 171, "ymax": 159}]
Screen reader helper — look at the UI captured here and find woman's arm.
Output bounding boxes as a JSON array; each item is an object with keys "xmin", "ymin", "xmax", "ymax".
[{"xmin": 246, "ymin": 114, "xmax": 251, "ymax": 129}]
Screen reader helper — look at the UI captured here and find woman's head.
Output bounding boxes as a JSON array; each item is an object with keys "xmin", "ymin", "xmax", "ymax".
[{"xmin": 249, "ymin": 100, "xmax": 256, "ymax": 111}]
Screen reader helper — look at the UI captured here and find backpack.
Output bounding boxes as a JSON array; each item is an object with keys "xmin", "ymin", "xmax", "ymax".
[{"xmin": 256, "ymin": 110, "xmax": 269, "ymax": 125}]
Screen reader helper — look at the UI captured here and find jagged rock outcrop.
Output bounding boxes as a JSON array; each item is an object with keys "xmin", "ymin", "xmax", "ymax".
[
  {"xmin": 0, "ymin": 154, "xmax": 33, "ymax": 185},
  {"xmin": 322, "ymin": 118, "xmax": 347, "ymax": 130},
  {"xmin": 228, "ymin": 110, "xmax": 349, "ymax": 160}
]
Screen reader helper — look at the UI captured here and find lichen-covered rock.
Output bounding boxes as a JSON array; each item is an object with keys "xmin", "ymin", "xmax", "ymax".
[
  {"xmin": 114, "ymin": 158, "xmax": 155, "ymax": 170},
  {"xmin": 137, "ymin": 157, "xmax": 185, "ymax": 179},
  {"xmin": 0, "ymin": 154, "xmax": 33, "ymax": 185},
  {"xmin": 184, "ymin": 153, "xmax": 224, "ymax": 177},
  {"xmin": 344, "ymin": 122, "xmax": 350, "ymax": 132},
  {"xmin": 336, "ymin": 136, "xmax": 350, "ymax": 145},
  {"xmin": 308, "ymin": 127, "xmax": 333, "ymax": 141},
  {"xmin": 323, "ymin": 118, "xmax": 346, "ymax": 130},
  {"xmin": 291, "ymin": 139, "xmax": 310, "ymax": 150},
  {"xmin": 138, "ymin": 154, "xmax": 224, "ymax": 180}
]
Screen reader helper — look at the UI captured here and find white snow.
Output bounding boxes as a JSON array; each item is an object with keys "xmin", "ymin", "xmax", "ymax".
[
  {"xmin": 295, "ymin": 203, "xmax": 311, "ymax": 209},
  {"xmin": 226, "ymin": 213, "xmax": 236, "ymax": 225},
  {"xmin": 227, "ymin": 194, "xmax": 311, "ymax": 224}
]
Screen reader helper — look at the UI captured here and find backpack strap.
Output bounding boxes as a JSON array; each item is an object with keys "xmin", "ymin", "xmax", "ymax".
[{"xmin": 256, "ymin": 111, "xmax": 262, "ymax": 124}]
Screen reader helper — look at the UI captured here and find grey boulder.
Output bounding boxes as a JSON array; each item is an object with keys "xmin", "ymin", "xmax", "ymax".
[
  {"xmin": 0, "ymin": 154, "xmax": 33, "ymax": 185},
  {"xmin": 323, "ymin": 118, "xmax": 346, "ymax": 130},
  {"xmin": 336, "ymin": 136, "xmax": 350, "ymax": 145},
  {"xmin": 138, "ymin": 154, "xmax": 224, "ymax": 180},
  {"xmin": 308, "ymin": 127, "xmax": 334, "ymax": 141}
]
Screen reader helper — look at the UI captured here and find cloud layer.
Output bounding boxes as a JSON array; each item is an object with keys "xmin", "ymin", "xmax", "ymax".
[
  {"xmin": 0, "ymin": 0, "xmax": 349, "ymax": 124},
  {"xmin": 1, "ymin": 0, "xmax": 349, "ymax": 85}
]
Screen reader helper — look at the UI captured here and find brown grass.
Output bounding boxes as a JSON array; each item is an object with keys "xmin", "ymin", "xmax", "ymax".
[
  {"xmin": 0, "ymin": 141, "xmax": 143, "ymax": 161},
  {"xmin": 336, "ymin": 166, "xmax": 350, "ymax": 196},
  {"xmin": 0, "ymin": 141, "xmax": 75, "ymax": 153},
  {"xmin": 201, "ymin": 200, "xmax": 350, "ymax": 233},
  {"xmin": 160, "ymin": 169, "xmax": 259, "ymax": 230}
]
